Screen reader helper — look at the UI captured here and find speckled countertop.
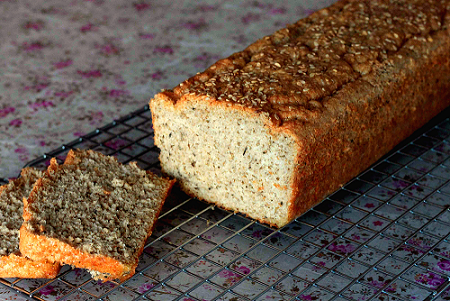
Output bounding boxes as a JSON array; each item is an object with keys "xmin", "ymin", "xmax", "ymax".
[{"xmin": 0, "ymin": 0, "xmax": 336, "ymax": 180}]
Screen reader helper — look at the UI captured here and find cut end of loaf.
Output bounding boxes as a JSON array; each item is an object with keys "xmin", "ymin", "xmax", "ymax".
[{"xmin": 151, "ymin": 94, "xmax": 299, "ymax": 227}]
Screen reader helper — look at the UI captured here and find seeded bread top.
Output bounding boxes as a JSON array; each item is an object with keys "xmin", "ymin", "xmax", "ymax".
[
  {"xmin": 161, "ymin": 0, "xmax": 447, "ymax": 125},
  {"xmin": 0, "ymin": 168, "xmax": 43, "ymax": 256},
  {"xmin": 25, "ymin": 150, "xmax": 171, "ymax": 265}
]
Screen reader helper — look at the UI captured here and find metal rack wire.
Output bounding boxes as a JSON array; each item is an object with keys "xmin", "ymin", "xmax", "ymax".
[{"xmin": 1, "ymin": 105, "xmax": 450, "ymax": 301}]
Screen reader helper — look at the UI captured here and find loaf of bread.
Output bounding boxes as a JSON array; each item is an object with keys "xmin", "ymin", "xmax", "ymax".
[
  {"xmin": 150, "ymin": 0, "xmax": 450, "ymax": 227},
  {"xmin": 0, "ymin": 168, "xmax": 60, "ymax": 278},
  {"xmin": 19, "ymin": 149, "xmax": 175, "ymax": 281}
]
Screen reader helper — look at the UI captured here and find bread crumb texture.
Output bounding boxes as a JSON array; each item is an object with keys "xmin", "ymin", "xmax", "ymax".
[
  {"xmin": 0, "ymin": 168, "xmax": 42, "ymax": 256},
  {"xmin": 151, "ymin": 0, "xmax": 450, "ymax": 227},
  {"xmin": 21, "ymin": 149, "xmax": 174, "ymax": 281},
  {"xmin": 0, "ymin": 168, "xmax": 60, "ymax": 278}
]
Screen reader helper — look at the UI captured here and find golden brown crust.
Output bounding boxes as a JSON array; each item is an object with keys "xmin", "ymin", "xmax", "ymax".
[
  {"xmin": 287, "ymin": 20, "xmax": 450, "ymax": 223},
  {"xmin": 0, "ymin": 167, "xmax": 61, "ymax": 278},
  {"xmin": 19, "ymin": 225, "xmax": 133, "ymax": 282},
  {"xmin": 21, "ymin": 150, "xmax": 175, "ymax": 282},
  {"xmin": 160, "ymin": 0, "xmax": 449, "ymax": 126},
  {"xmin": 0, "ymin": 253, "xmax": 60, "ymax": 279},
  {"xmin": 20, "ymin": 187, "xmax": 174, "ymax": 282},
  {"xmin": 151, "ymin": 0, "xmax": 450, "ymax": 227}
]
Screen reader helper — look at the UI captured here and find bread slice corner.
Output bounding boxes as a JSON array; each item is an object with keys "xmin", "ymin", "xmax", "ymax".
[
  {"xmin": 0, "ymin": 167, "xmax": 61, "ymax": 279},
  {"xmin": 20, "ymin": 150, "xmax": 175, "ymax": 281}
]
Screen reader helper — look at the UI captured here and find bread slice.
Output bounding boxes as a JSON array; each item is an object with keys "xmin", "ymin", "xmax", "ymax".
[
  {"xmin": 19, "ymin": 149, "xmax": 175, "ymax": 281},
  {"xmin": 0, "ymin": 168, "xmax": 60, "ymax": 279},
  {"xmin": 150, "ymin": 0, "xmax": 450, "ymax": 227}
]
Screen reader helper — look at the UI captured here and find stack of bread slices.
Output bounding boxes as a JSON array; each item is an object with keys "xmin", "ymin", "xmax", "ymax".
[{"xmin": 1, "ymin": 149, "xmax": 174, "ymax": 281}]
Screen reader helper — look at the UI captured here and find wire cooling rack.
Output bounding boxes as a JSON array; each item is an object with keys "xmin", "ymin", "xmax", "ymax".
[{"xmin": 1, "ymin": 105, "xmax": 450, "ymax": 301}]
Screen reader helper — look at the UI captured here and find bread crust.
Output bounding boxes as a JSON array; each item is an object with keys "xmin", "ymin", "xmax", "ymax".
[
  {"xmin": 19, "ymin": 224, "xmax": 133, "ymax": 281},
  {"xmin": 0, "ymin": 168, "xmax": 61, "ymax": 279},
  {"xmin": 20, "ymin": 150, "xmax": 175, "ymax": 282},
  {"xmin": 151, "ymin": 0, "xmax": 450, "ymax": 227},
  {"xmin": 0, "ymin": 252, "xmax": 60, "ymax": 279}
]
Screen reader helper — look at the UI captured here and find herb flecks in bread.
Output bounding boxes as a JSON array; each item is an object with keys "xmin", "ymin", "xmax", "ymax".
[
  {"xmin": 150, "ymin": 0, "xmax": 450, "ymax": 227},
  {"xmin": 0, "ymin": 168, "xmax": 60, "ymax": 279},
  {"xmin": 20, "ymin": 149, "xmax": 175, "ymax": 281},
  {"xmin": 0, "ymin": 168, "xmax": 42, "ymax": 256}
]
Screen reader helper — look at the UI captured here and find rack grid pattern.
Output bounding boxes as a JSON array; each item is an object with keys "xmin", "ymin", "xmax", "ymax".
[{"xmin": 1, "ymin": 105, "xmax": 450, "ymax": 301}]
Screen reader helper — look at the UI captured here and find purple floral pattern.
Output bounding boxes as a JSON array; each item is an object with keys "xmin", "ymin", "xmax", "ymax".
[
  {"xmin": 352, "ymin": 196, "xmax": 382, "ymax": 212},
  {"xmin": 82, "ymin": 280, "xmax": 117, "ymax": 298},
  {"xmin": 202, "ymin": 227, "xmax": 235, "ymax": 244},
  {"xmin": 320, "ymin": 218, "xmax": 353, "ymax": 235},
  {"xmin": 165, "ymin": 272, "xmax": 202, "ymax": 293},
  {"xmin": 298, "ymin": 287, "xmax": 334, "ymax": 301},
  {"xmin": 220, "ymin": 215, "xmax": 250, "ymax": 231},
  {"xmin": 206, "ymin": 247, "xmax": 240, "ymax": 266},
  {"xmin": 223, "ymin": 235, "xmax": 256, "ymax": 253},
  {"xmin": 241, "ymin": 224, "xmax": 274, "ymax": 240},
  {"xmin": 421, "ymin": 254, "xmax": 450, "ymax": 277},
  {"xmin": 14, "ymin": 278, "xmax": 53, "ymax": 294},
  {"xmin": 413, "ymin": 271, "xmax": 446, "ymax": 289},
  {"xmin": 268, "ymin": 253, "xmax": 303, "ymax": 272},
  {"xmin": 1, "ymin": 5, "xmax": 450, "ymax": 301},
  {"xmin": 124, "ymin": 274, "xmax": 158, "ymax": 294},
  {"xmin": 345, "ymin": 227, "xmax": 376, "ymax": 243},
  {"xmin": 1, "ymin": 0, "xmax": 327, "ymax": 180},
  {"xmin": 376, "ymin": 257, "xmax": 410, "ymax": 275},
  {"xmin": 144, "ymin": 261, "xmax": 179, "ymax": 282},
  {"xmin": 335, "ymin": 259, "xmax": 370, "ymax": 278},
  {"xmin": 145, "ymin": 285, "xmax": 180, "ymax": 301},
  {"xmin": 383, "ymin": 223, "xmax": 415, "ymax": 240},
  {"xmin": 351, "ymin": 247, "xmax": 385, "ymax": 266},
  {"xmin": 256, "ymin": 289, "xmax": 291, "ymax": 301},
  {"xmin": 407, "ymin": 233, "xmax": 439, "ymax": 251},
  {"xmin": 292, "ymin": 262, "xmax": 327, "ymax": 282},
  {"xmin": 251, "ymin": 266, "xmax": 285, "ymax": 285},
  {"xmin": 317, "ymin": 273, "xmax": 352, "ymax": 292},
  {"xmin": 361, "ymin": 270, "xmax": 393, "ymax": 290},
  {"xmin": 230, "ymin": 257, "xmax": 261, "ymax": 275},
  {"xmin": 62, "ymin": 268, "xmax": 92, "ymax": 286},
  {"xmin": 327, "ymin": 239, "xmax": 359, "ymax": 256},
  {"xmin": 310, "ymin": 250, "xmax": 343, "ymax": 269},
  {"xmin": 342, "ymin": 283, "xmax": 377, "ymax": 301},
  {"xmin": 103, "ymin": 287, "xmax": 138, "ymax": 301},
  {"xmin": 275, "ymin": 275, "xmax": 309, "ymax": 296},
  {"xmin": 262, "ymin": 232, "xmax": 296, "ymax": 250},
  {"xmin": 386, "ymin": 279, "xmax": 433, "ymax": 300},
  {"xmin": 359, "ymin": 215, "xmax": 390, "ymax": 231},
  {"xmin": 281, "ymin": 221, "xmax": 313, "ymax": 237},
  {"xmin": 304, "ymin": 229, "xmax": 337, "ymax": 247},
  {"xmin": 210, "ymin": 269, "xmax": 243, "ymax": 288},
  {"xmin": 367, "ymin": 235, "xmax": 402, "ymax": 253},
  {"xmin": 189, "ymin": 283, "xmax": 224, "ymax": 301},
  {"xmin": 393, "ymin": 245, "xmax": 427, "ymax": 263},
  {"xmin": 185, "ymin": 259, "xmax": 221, "ymax": 278},
  {"xmin": 286, "ymin": 240, "xmax": 320, "ymax": 260},
  {"xmin": 165, "ymin": 249, "xmax": 197, "ymax": 268}
]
